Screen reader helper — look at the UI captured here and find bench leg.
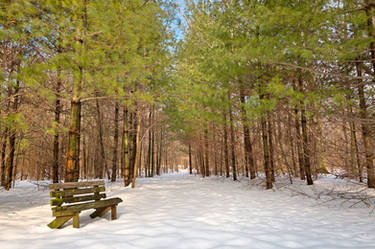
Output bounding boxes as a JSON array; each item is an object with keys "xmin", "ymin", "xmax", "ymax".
[
  {"xmin": 48, "ymin": 216, "xmax": 72, "ymax": 229},
  {"xmin": 90, "ymin": 206, "xmax": 111, "ymax": 219},
  {"xmin": 73, "ymin": 213, "xmax": 80, "ymax": 228},
  {"xmin": 111, "ymin": 205, "xmax": 117, "ymax": 220}
]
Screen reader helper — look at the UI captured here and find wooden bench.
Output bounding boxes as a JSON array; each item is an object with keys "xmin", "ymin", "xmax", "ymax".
[{"xmin": 48, "ymin": 180, "xmax": 122, "ymax": 229}]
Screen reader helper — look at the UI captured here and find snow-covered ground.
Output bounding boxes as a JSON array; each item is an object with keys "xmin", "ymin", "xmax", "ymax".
[{"xmin": 0, "ymin": 171, "xmax": 375, "ymax": 249}]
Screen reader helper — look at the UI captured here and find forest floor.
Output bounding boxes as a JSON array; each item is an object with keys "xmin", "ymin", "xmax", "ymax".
[{"xmin": 0, "ymin": 171, "xmax": 375, "ymax": 249}]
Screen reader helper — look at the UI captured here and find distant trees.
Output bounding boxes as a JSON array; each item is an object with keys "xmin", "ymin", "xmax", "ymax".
[
  {"xmin": 0, "ymin": 0, "xmax": 174, "ymax": 189},
  {"xmin": 166, "ymin": 0, "xmax": 375, "ymax": 189},
  {"xmin": 1, "ymin": 0, "xmax": 375, "ymax": 190}
]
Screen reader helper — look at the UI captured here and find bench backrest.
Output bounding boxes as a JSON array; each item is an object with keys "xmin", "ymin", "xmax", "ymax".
[{"xmin": 49, "ymin": 180, "xmax": 106, "ymax": 207}]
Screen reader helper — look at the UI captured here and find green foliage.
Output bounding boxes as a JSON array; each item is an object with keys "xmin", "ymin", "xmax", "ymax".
[{"xmin": 164, "ymin": 0, "xmax": 373, "ymax": 140}]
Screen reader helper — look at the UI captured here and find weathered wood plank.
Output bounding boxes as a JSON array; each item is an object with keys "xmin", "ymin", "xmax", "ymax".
[
  {"xmin": 52, "ymin": 198, "xmax": 122, "ymax": 215},
  {"xmin": 111, "ymin": 205, "xmax": 117, "ymax": 220},
  {"xmin": 51, "ymin": 193, "xmax": 106, "ymax": 206},
  {"xmin": 47, "ymin": 215, "xmax": 72, "ymax": 229},
  {"xmin": 50, "ymin": 186, "xmax": 105, "ymax": 198},
  {"xmin": 52, "ymin": 210, "xmax": 75, "ymax": 217},
  {"xmin": 73, "ymin": 213, "xmax": 80, "ymax": 228},
  {"xmin": 90, "ymin": 206, "xmax": 111, "ymax": 218},
  {"xmin": 49, "ymin": 180, "xmax": 104, "ymax": 190},
  {"xmin": 90, "ymin": 207, "xmax": 105, "ymax": 218}
]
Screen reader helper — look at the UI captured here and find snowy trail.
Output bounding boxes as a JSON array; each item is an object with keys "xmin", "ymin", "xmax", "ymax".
[{"xmin": 0, "ymin": 172, "xmax": 374, "ymax": 249}]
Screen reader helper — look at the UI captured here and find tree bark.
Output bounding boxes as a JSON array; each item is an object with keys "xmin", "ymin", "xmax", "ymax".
[
  {"xmin": 204, "ymin": 126, "xmax": 210, "ymax": 177},
  {"xmin": 267, "ymin": 112, "xmax": 276, "ymax": 182},
  {"xmin": 151, "ymin": 111, "xmax": 155, "ymax": 177},
  {"xmin": 111, "ymin": 102, "xmax": 119, "ymax": 182},
  {"xmin": 298, "ymin": 78, "xmax": 313, "ymax": 185},
  {"xmin": 123, "ymin": 107, "xmax": 130, "ymax": 186},
  {"xmin": 294, "ymin": 103, "xmax": 305, "ymax": 179},
  {"xmin": 4, "ymin": 81, "xmax": 20, "ymax": 190},
  {"xmin": 259, "ymin": 93, "xmax": 273, "ymax": 189},
  {"xmin": 356, "ymin": 62, "xmax": 375, "ymax": 188},
  {"xmin": 239, "ymin": 89, "xmax": 256, "ymax": 179},
  {"xmin": 212, "ymin": 124, "xmax": 218, "ymax": 176},
  {"xmin": 1, "ymin": 127, "xmax": 8, "ymax": 186},
  {"xmin": 188, "ymin": 143, "xmax": 193, "ymax": 174},
  {"xmin": 228, "ymin": 91, "xmax": 237, "ymax": 181},
  {"xmin": 223, "ymin": 111, "xmax": 230, "ymax": 178},
  {"xmin": 52, "ymin": 71, "xmax": 61, "ymax": 183},
  {"xmin": 347, "ymin": 93, "xmax": 362, "ymax": 182},
  {"xmin": 96, "ymin": 99, "xmax": 110, "ymax": 180},
  {"xmin": 132, "ymin": 114, "xmax": 141, "ymax": 188}
]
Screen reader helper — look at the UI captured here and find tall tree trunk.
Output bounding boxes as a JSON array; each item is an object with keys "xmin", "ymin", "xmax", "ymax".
[
  {"xmin": 156, "ymin": 127, "xmax": 163, "ymax": 176},
  {"xmin": 120, "ymin": 115, "xmax": 125, "ymax": 179},
  {"xmin": 277, "ymin": 111, "xmax": 293, "ymax": 184},
  {"xmin": 188, "ymin": 143, "xmax": 193, "ymax": 174},
  {"xmin": 267, "ymin": 112, "xmax": 276, "ymax": 182},
  {"xmin": 356, "ymin": 62, "xmax": 375, "ymax": 188},
  {"xmin": 52, "ymin": 72, "xmax": 61, "ymax": 183},
  {"xmin": 130, "ymin": 110, "xmax": 138, "ymax": 179},
  {"xmin": 228, "ymin": 92, "xmax": 237, "ymax": 181},
  {"xmin": 82, "ymin": 134, "xmax": 87, "ymax": 179},
  {"xmin": 1, "ymin": 127, "xmax": 8, "ymax": 186},
  {"xmin": 239, "ymin": 89, "xmax": 256, "ymax": 179},
  {"xmin": 298, "ymin": 78, "xmax": 314, "ymax": 185},
  {"xmin": 146, "ymin": 110, "xmax": 152, "ymax": 177},
  {"xmin": 164, "ymin": 141, "xmax": 168, "ymax": 174},
  {"xmin": 123, "ymin": 107, "xmax": 130, "ymax": 186},
  {"xmin": 342, "ymin": 118, "xmax": 351, "ymax": 173},
  {"xmin": 111, "ymin": 102, "xmax": 119, "ymax": 182},
  {"xmin": 204, "ymin": 126, "xmax": 210, "ymax": 177},
  {"xmin": 151, "ymin": 111, "xmax": 155, "ymax": 177},
  {"xmin": 212, "ymin": 124, "xmax": 218, "ymax": 176},
  {"xmin": 65, "ymin": 99, "xmax": 81, "ymax": 182},
  {"xmin": 347, "ymin": 93, "xmax": 362, "ymax": 182},
  {"xmin": 220, "ymin": 135, "xmax": 223, "ymax": 176},
  {"xmin": 65, "ymin": 15, "xmax": 85, "ymax": 183},
  {"xmin": 223, "ymin": 111, "xmax": 230, "ymax": 178},
  {"xmin": 132, "ymin": 114, "xmax": 141, "ymax": 188},
  {"xmin": 294, "ymin": 103, "xmax": 305, "ymax": 179},
  {"xmin": 4, "ymin": 81, "xmax": 20, "ymax": 190},
  {"xmin": 1, "ymin": 95, "xmax": 10, "ymax": 186},
  {"xmin": 288, "ymin": 111, "xmax": 298, "ymax": 177},
  {"xmin": 96, "ymin": 99, "xmax": 110, "ymax": 180},
  {"xmin": 260, "ymin": 93, "xmax": 273, "ymax": 189}
]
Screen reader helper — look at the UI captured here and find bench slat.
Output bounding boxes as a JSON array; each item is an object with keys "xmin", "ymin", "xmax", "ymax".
[
  {"xmin": 52, "ymin": 198, "xmax": 123, "ymax": 216},
  {"xmin": 50, "ymin": 186, "xmax": 105, "ymax": 198},
  {"xmin": 49, "ymin": 180, "xmax": 105, "ymax": 190},
  {"xmin": 51, "ymin": 193, "xmax": 107, "ymax": 206}
]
